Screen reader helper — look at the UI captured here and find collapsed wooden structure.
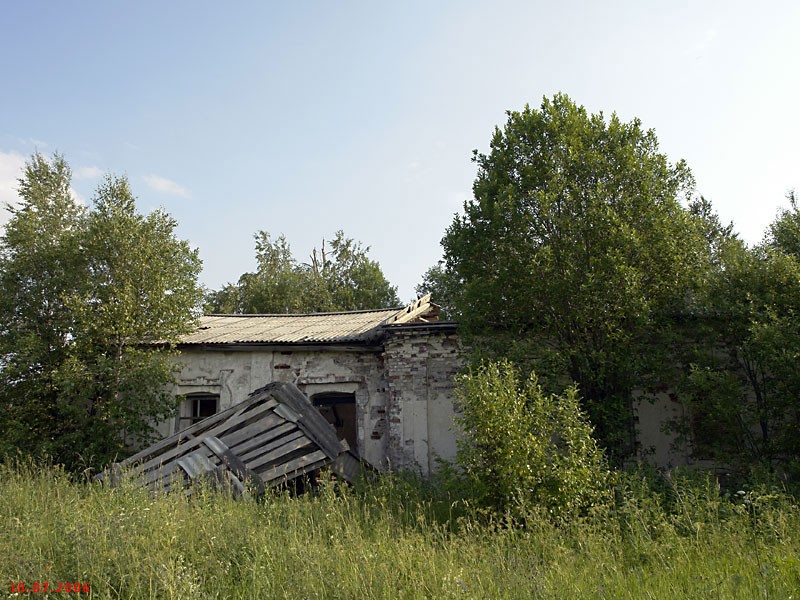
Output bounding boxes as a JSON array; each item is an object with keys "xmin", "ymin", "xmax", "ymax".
[{"xmin": 102, "ymin": 382, "xmax": 368, "ymax": 497}]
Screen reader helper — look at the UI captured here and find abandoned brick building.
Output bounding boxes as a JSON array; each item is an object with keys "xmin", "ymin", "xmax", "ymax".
[
  {"xmin": 160, "ymin": 293, "xmax": 691, "ymax": 474},
  {"xmin": 161, "ymin": 295, "xmax": 461, "ymax": 475}
]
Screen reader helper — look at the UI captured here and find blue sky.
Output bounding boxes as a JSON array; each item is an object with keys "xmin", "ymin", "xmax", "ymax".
[{"xmin": 2, "ymin": 1, "xmax": 799, "ymax": 302}]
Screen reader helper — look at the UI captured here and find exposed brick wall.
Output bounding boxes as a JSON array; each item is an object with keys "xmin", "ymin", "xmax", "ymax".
[
  {"xmin": 382, "ymin": 327, "xmax": 463, "ymax": 473},
  {"xmin": 168, "ymin": 326, "xmax": 463, "ymax": 475}
]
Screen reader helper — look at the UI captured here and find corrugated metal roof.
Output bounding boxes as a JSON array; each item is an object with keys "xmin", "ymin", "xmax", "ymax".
[
  {"xmin": 178, "ymin": 295, "xmax": 437, "ymax": 345},
  {"xmin": 180, "ymin": 308, "xmax": 403, "ymax": 345}
]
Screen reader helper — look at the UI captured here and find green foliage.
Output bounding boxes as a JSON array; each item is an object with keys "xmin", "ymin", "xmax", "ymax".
[
  {"xmin": 454, "ymin": 360, "xmax": 613, "ymax": 521},
  {"xmin": 0, "ymin": 154, "xmax": 202, "ymax": 470},
  {"xmin": 688, "ymin": 195, "xmax": 738, "ymax": 267},
  {"xmin": 415, "ymin": 261, "xmax": 460, "ymax": 320},
  {"xmin": 207, "ymin": 230, "xmax": 400, "ymax": 313},
  {"xmin": 209, "ymin": 232, "xmax": 303, "ymax": 313},
  {"xmin": 0, "ymin": 154, "xmax": 85, "ymax": 458},
  {"xmin": 768, "ymin": 191, "xmax": 800, "ymax": 259},
  {"xmin": 681, "ymin": 229, "xmax": 800, "ymax": 473},
  {"xmin": 2, "ymin": 460, "xmax": 799, "ymax": 599},
  {"xmin": 437, "ymin": 94, "xmax": 710, "ymax": 461},
  {"xmin": 426, "ymin": 93, "xmax": 800, "ymax": 478}
]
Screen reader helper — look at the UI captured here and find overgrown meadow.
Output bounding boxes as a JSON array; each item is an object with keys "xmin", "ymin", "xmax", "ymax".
[{"xmin": 2, "ymin": 460, "xmax": 799, "ymax": 599}]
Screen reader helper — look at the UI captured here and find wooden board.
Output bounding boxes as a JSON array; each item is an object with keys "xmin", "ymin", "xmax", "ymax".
[{"xmin": 100, "ymin": 382, "xmax": 374, "ymax": 495}]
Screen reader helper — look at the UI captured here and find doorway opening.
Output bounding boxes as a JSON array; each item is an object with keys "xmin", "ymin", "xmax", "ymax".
[{"xmin": 312, "ymin": 393, "xmax": 357, "ymax": 452}]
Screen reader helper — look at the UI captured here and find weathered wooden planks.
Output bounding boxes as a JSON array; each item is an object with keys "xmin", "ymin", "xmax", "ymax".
[{"xmin": 100, "ymin": 382, "xmax": 374, "ymax": 496}]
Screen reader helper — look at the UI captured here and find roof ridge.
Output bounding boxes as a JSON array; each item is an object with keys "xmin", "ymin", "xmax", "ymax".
[
  {"xmin": 205, "ymin": 306, "xmax": 404, "ymax": 318},
  {"xmin": 180, "ymin": 297, "xmax": 435, "ymax": 345}
]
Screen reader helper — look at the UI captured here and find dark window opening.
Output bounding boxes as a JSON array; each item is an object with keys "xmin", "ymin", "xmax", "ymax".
[
  {"xmin": 180, "ymin": 393, "xmax": 219, "ymax": 427},
  {"xmin": 312, "ymin": 393, "xmax": 357, "ymax": 452}
]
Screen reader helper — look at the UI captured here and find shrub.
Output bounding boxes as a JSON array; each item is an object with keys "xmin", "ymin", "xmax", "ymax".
[{"xmin": 454, "ymin": 360, "xmax": 614, "ymax": 521}]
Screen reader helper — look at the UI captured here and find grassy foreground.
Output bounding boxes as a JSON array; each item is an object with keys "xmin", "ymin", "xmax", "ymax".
[{"xmin": 2, "ymin": 461, "xmax": 799, "ymax": 599}]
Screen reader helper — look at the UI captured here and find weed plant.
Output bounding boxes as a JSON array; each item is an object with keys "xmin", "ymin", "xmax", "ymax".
[{"xmin": 1, "ymin": 459, "xmax": 799, "ymax": 599}]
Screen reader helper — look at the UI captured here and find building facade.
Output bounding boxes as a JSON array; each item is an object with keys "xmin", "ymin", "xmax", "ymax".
[
  {"xmin": 162, "ymin": 295, "xmax": 462, "ymax": 474},
  {"xmin": 162, "ymin": 294, "xmax": 694, "ymax": 473}
]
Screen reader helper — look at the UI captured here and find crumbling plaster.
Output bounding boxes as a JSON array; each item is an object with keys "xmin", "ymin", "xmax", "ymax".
[
  {"xmin": 160, "ymin": 323, "xmax": 692, "ymax": 474},
  {"xmin": 163, "ymin": 325, "xmax": 463, "ymax": 475}
]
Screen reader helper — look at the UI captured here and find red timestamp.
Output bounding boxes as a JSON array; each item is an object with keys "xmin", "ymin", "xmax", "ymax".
[{"xmin": 10, "ymin": 581, "xmax": 91, "ymax": 594}]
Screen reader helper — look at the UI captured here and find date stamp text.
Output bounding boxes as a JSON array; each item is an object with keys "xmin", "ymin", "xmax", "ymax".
[{"xmin": 10, "ymin": 581, "xmax": 90, "ymax": 594}]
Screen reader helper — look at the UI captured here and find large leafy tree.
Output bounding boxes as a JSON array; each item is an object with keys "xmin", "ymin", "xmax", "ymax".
[
  {"xmin": 0, "ymin": 154, "xmax": 203, "ymax": 469},
  {"xmin": 437, "ymin": 94, "xmax": 710, "ymax": 460},
  {"xmin": 207, "ymin": 230, "xmax": 400, "ymax": 313},
  {"xmin": 0, "ymin": 154, "xmax": 84, "ymax": 459}
]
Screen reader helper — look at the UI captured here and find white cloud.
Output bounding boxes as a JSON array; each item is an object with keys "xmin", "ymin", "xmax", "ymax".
[
  {"xmin": 70, "ymin": 187, "xmax": 85, "ymax": 206},
  {"xmin": 74, "ymin": 165, "xmax": 103, "ymax": 180},
  {"xmin": 143, "ymin": 174, "xmax": 190, "ymax": 198},
  {"xmin": 0, "ymin": 151, "xmax": 27, "ymax": 229},
  {"xmin": 16, "ymin": 137, "xmax": 49, "ymax": 149},
  {"xmin": 685, "ymin": 27, "xmax": 718, "ymax": 58}
]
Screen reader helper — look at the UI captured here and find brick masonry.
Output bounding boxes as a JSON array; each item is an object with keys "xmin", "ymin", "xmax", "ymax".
[{"xmin": 164, "ymin": 324, "xmax": 464, "ymax": 475}]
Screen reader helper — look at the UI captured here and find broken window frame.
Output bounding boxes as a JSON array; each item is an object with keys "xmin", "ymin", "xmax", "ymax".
[{"xmin": 180, "ymin": 392, "xmax": 220, "ymax": 427}]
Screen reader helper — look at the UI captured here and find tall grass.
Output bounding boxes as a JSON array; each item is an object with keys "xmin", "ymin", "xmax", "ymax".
[{"xmin": 2, "ymin": 460, "xmax": 799, "ymax": 599}]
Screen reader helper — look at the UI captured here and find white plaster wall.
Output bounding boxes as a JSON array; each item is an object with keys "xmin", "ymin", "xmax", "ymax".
[
  {"xmin": 164, "ymin": 346, "xmax": 391, "ymax": 469},
  {"xmin": 159, "ymin": 336, "xmax": 692, "ymax": 476},
  {"xmin": 160, "ymin": 329, "xmax": 464, "ymax": 475},
  {"xmin": 426, "ymin": 358, "xmax": 461, "ymax": 469},
  {"xmin": 633, "ymin": 392, "xmax": 692, "ymax": 468}
]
